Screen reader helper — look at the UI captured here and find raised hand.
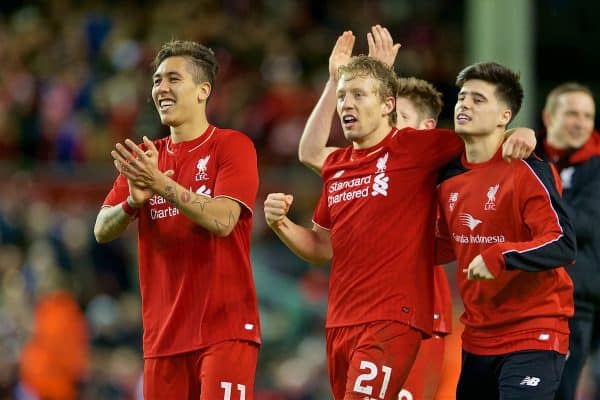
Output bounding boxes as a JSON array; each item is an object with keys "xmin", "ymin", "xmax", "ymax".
[
  {"xmin": 264, "ymin": 193, "xmax": 294, "ymax": 228},
  {"xmin": 367, "ymin": 25, "xmax": 401, "ymax": 68},
  {"xmin": 112, "ymin": 136, "xmax": 173, "ymax": 205},
  {"xmin": 329, "ymin": 31, "xmax": 355, "ymax": 81}
]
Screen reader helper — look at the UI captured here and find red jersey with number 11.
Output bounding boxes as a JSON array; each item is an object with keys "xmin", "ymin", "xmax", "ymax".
[{"xmin": 103, "ymin": 125, "xmax": 260, "ymax": 357}]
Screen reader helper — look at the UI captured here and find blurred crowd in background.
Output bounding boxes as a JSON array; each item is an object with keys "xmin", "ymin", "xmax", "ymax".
[{"xmin": 0, "ymin": 0, "xmax": 598, "ymax": 399}]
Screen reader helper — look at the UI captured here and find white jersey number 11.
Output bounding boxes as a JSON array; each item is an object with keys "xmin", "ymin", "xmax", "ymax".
[{"xmin": 220, "ymin": 382, "xmax": 246, "ymax": 400}]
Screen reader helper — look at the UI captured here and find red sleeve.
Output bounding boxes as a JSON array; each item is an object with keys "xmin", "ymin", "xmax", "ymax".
[
  {"xmin": 398, "ymin": 128, "xmax": 464, "ymax": 169},
  {"xmin": 213, "ymin": 132, "xmax": 259, "ymax": 217},
  {"xmin": 435, "ymin": 207, "xmax": 456, "ymax": 264},
  {"xmin": 312, "ymin": 191, "xmax": 331, "ymax": 230},
  {"xmin": 480, "ymin": 159, "xmax": 576, "ymax": 276},
  {"xmin": 102, "ymin": 173, "xmax": 130, "ymax": 208}
]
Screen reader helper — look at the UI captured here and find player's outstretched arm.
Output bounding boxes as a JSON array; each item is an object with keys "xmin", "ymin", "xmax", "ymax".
[
  {"xmin": 298, "ymin": 31, "xmax": 355, "ymax": 175},
  {"xmin": 264, "ymin": 193, "xmax": 332, "ymax": 264},
  {"xmin": 367, "ymin": 25, "xmax": 401, "ymax": 68}
]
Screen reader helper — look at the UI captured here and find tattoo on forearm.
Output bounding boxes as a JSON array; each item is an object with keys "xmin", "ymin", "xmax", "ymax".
[
  {"xmin": 214, "ymin": 210, "xmax": 237, "ymax": 235},
  {"xmin": 164, "ymin": 185, "xmax": 177, "ymax": 203},
  {"xmin": 106, "ymin": 212, "xmax": 131, "ymax": 230},
  {"xmin": 180, "ymin": 189, "xmax": 192, "ymax": 204},
  {"xmin": 183, "ymin": 192, "xmax": 236, "ymax": 234},
  {"xmin": 192, "ymin": 194, "xmax": 210, "ymax": 210}
]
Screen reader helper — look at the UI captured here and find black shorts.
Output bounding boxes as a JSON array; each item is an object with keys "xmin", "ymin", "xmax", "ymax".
[{"xmin": 457, "ymin": 350, "xmax": 566, "ymax": 400}]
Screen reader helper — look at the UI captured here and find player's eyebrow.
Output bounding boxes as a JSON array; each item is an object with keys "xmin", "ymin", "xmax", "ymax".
[
  {"xmin": 153, "ymin": 71, "xmax": 183, "ymax": 79},
  {"xmin": 459, "ymin": 89, "xmax": 488, "ymax": 100}
]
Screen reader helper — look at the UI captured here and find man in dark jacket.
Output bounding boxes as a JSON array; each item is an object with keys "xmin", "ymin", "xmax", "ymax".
[{"xmin": 538, "ymin": 82, "xmax": 600, "ymax": 400}]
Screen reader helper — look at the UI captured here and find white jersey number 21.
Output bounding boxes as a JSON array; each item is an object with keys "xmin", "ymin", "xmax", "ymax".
[{"xmin": 353, "ymin": 361, "xmax": 392, "ymax": 399}]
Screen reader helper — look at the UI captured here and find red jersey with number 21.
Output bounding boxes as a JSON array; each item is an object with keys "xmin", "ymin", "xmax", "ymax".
[{"xmin": 313, "ymin": 127, "xmax": 463, "ymax": 335}]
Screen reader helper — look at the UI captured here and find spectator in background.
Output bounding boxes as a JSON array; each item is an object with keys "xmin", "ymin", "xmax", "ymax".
[
  {"xmin": 537, "ymin": 83, "xmax": 600, "ymax": 400},
  {"xmin": 19, "ymin": 291, "xmax": 89, "ymax": 400}
]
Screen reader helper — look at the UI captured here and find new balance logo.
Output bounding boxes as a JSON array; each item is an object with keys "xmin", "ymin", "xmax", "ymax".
[
  {"xmin": 333, "ymin": 170, "xmax": 345, "ymax": 179},
  {"xmin": 448, "ymin": 192, "xmax": 458, "ymax": 212},
  {"xmin": 519, "ymin": 376, "xmax": 541, "ymax": 386},
  {"xmin": 194, "ymin": 185, "xmax": 212, "ymax": 197}
]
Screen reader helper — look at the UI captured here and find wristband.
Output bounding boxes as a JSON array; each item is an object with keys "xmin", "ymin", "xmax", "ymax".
[{"xmin": 121, "ymin": 197, "xmax": 140, "ymax": 217}]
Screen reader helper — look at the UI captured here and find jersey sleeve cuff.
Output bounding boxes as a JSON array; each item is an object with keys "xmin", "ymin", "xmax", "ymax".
[
  {"xmin": 121, "ymin": 198, "xmax": 140, "ymax": 217},
  {"xmin": 480, "ymin": 246, "xmax": 504, "ymax": 278}
]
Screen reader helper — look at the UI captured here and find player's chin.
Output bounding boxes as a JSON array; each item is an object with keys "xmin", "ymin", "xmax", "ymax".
[
  {"xmin": 568, "ymin": 137, "xmax": 588, "ymax": 150},
  {"xmin": 454, "ymin": 125, "xmax": 470, "ymax": 135},
  {"xmin": 159, "ymin": 114, "xmax": 178, "ymax": 126},
  {"xmin": 342, "ymin": 128, "xmax": 361, "ymax": 141}
]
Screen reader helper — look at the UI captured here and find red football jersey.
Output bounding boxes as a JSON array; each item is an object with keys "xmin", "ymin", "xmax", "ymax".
[
  {"xmin": 437, "ymin": 148, "xmax": 575, "ymax": 355},
  {"xmin": 103, "ymin": 125, "xmax": 261, "ymax": 357},
  {"xmin": 432, "ymin": 265, "xmax": 452, "ymax": 335},
  {"xmin": 313, "ymin": 127, "xmax": 463, "ymax": 335}
]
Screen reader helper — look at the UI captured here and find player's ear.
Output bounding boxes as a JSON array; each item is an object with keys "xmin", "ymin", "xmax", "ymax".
[
  {"xmin": 383, "ymin": 96, "xmax": 395, "ymax": 115},
  {"xmin": 423, "ymin": 118, "xmax": 436, "ymax": 130},
  {"xmin": 499, "ymin": 108, "xmax": 512, "ymax": 128},
  {"xmin": 197, "ymin": 82, "xmax": 211, "ymax": 103}
]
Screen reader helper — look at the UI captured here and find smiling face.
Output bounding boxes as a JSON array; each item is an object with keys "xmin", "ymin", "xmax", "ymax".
[
  {"xmin": 151, "ymin": 56, "xmax": 210, "ymax": 127},
  {"xmin": 454, "ymin": 79, "xmax": 511, "ymax": 136},
  {"xmin": 336, "ymin": 73, "xmax": 394, "ymax": 147},
  {"xmin": 545, "ymin": 91, "xmax": 595, "ymax": 150}
]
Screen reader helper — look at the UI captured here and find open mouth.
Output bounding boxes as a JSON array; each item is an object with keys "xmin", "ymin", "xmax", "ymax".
[
  {"xmin": 342, "ymin": 114, "xmax": 358, "ymax": 127},
  {"xmin": 159, "ymin": 99, "xmax": 175, "ymax": 111}
]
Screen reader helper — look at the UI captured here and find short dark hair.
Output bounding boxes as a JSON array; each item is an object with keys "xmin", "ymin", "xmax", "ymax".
[
  {"xmin": 456, "ymin": 62, "xmax": 523, "ymax": 123},
  {"xmin": 544, "ymin": 82, "xmax": 594, "ymax": 114},
  {"xmin": 153, "ymin": 40, "xmax": 218, "ymax": 89},
  {"xmin": 396, "ymin": 77, "xmax": 443, "ymax": 121},
  {"xmin": 338, "ymin": 55, "xmax": 398, "ymax": 126}
]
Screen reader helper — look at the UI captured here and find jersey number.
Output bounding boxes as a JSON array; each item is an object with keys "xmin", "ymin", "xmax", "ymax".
[
  {"xmin": 398, "ymin": 389, "xmax": 414, "ymax": 400},
  {"xmin": 220, "ymin": 382, "xmax": 246, "ymax": 400},
  {"xmin": 353, "ymin": 361, "xmax": 392, "ymax": 399}
]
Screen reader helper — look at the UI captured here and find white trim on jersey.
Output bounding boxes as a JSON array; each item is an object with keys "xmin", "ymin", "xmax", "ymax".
[{"xmin": 213, "ymin": 194, "xmax": 254, "ymax": 216}]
